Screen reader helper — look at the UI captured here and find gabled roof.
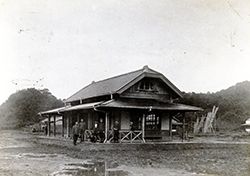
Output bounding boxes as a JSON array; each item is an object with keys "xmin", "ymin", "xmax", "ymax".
[{"xmin": 65, "ymin": 65, "xmax": 183, "ymax": 103}]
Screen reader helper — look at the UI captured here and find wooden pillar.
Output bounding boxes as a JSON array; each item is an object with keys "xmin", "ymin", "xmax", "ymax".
[
  {"xmin": 62, "ymin": 115, "xmax": 64, "ymax": 137},
  {"xmin": 104, "ymin": 113, "xmax": 108, "ymax": 143},
  {"xmin": 68, "ymin": 112, "xmax": 72, "ymax": 138},
  {"xmin": 182, "ymin": 112, "xmax": 185, "ymax": 142},
  {"xmin": 142, "ymin": 114, "xmax": 145, "ymax": 143},
  {"xmin": 88, "ymin": 113, "xmax": 92, "ymax": 130},
  {"xmin": 53, "ymin": 115, "xmax": 56, "ymax": 136},
  {"xmin": 77, "ymin": 112, "xmax": 80, "ymax": 123},
  {"xmin": 67, "ymin": 115, "xmax": 70, "ymax": 138},
  {"xmin": 169, "ymin": 112, "xmax": 173, "ymax": 141},
  {"xmin": 69, "ymin": 113, "xmax": 72, "ymax": 138},
  {"xmin": 47, "ymin": 115, "xmax": 51, "ymax": 136}
]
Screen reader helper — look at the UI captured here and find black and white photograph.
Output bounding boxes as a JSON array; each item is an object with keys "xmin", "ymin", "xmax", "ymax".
[{"xmin": 0, "ymin": 0, "xmax": 250, "ymax": 175}]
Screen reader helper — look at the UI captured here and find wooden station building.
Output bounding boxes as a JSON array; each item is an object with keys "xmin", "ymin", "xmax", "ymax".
[{"xmin": 39, "ymin": 66, "xmax": 202, "ymax": 143}]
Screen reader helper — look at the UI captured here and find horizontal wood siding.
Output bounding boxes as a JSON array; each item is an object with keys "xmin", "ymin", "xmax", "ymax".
[{"xmin": 120, "ymin": 92, "xmax": 170, "ymax": 100}]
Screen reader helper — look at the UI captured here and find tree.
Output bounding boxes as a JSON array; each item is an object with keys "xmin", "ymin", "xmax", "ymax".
[{"xmin": 0, "ymin": 88, "xmax": 64, "ymax": 128}]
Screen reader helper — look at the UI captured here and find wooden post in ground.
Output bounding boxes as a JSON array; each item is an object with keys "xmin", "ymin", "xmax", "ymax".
[
  {"xmin": 104, "ymin": 113, "xmax": 108, "ymax": 143},
  {"xmin": 142, "ymin": 114, "xmax": 145, "ymax": 143},
  {"xmin": 169, "ymin": 112, "xmax": 173, "ymax": 141},
  {"xmin": 69, "ymin": 112, "xmax": 72, "ymax": 138},
  {"xmin": 182, "ymin": 112, "xmax": 185, "ymax": 142},
  {"xmin": 67, "ymin": 115, "xmax": 70, "ymax": 138},
  {"xmin": 53, "ymin": 115, "xmax": 56, "ymax": 136},
  {"xmin": 47, "ymin": 115, "xmax": 51, "ymax": 136},
  {"xmin": 62, "ymin": 115, "xmax": 64, "ymax": 137}
]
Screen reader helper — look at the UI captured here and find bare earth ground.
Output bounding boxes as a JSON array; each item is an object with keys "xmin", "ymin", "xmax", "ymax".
[{"xmin": 0, "ymin": 129, "xmax": 250, "ymax": 176}]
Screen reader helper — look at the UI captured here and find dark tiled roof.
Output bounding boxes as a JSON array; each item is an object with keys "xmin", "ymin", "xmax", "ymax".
[{"xmin": 65, "ymin": 65, "xmax": 182, "ymax": 103}]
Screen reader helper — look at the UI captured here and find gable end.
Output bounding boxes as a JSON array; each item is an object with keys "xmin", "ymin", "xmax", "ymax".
[{"xmin": 117, "ymin": 72, "xmax": 183, "ymax": 101}]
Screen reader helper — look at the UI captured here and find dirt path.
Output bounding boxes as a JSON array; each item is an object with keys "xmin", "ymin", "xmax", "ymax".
[
  {"xmin": 0, "ymin": 130, "xmax": 85, "ymax": 176},
  {"xmin": 1, "ymin": 129, "xmax": 250, "ymax": 176}
]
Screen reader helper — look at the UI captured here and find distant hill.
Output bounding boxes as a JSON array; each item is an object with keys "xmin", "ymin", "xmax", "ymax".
[
  {"xmin": 178, "ymin": 81, "xmax": 250, "ymax": 132},
  {"xmin": 215, "ymin": 81, "xmax": 250, "ymax": 131},
  {"xmin": 0, "ymin": 88, "xmax": 63, "ymax": 129}
]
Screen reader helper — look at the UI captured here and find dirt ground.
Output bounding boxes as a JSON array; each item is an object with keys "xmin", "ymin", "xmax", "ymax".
[{"xmin": 1, "ymin": 129, "xmax": 250, "ymax": 176}]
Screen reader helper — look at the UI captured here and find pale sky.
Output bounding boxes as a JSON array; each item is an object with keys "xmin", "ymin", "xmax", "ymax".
[{"xmin": 0, "ymin": 0, "xmax": 250, "ymax": 104}]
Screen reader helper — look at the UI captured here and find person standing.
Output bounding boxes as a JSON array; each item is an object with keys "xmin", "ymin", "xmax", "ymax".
[
  {"xmin": 130, "ymin": 121, "xmax": 135, "ymax": 131},
  {"xmin": 98, "ymin": 118, "xmax": 105, "ymax": 143},
  {"xmin": 113, "ymin": 121, "xmax": 120, "ymax": 143},
  {"xmin": 79, "ymin": 119, "xmax": 86, "ymax": 142},
  {"xmin": 72, "ymin": 122, "xmax": 79, "ymax": 146},
  {"xmin": 93, "ymin": 121, "xmax": 98, "ymax": 136}
]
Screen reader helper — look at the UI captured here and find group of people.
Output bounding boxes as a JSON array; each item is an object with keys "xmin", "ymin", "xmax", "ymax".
[
  {"xmin": 72, "ymin": 119, "xmax": 121, "ymax": 145},
  {"xmin": 72, "ymin": 119, "xmax": 86, "ymax": 145}
]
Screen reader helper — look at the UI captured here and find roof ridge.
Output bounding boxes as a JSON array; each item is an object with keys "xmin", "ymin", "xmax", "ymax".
[
  {"xmin": 92, "ymin": 67, "xmax": 144, "ymax": 84},
  {"xmin": 92, "ymin": 65, "xmax": 160, "ymax": 84},
  {"xmin": 142, "ymin": 65, "xmax": 162, "ymax": 75}
]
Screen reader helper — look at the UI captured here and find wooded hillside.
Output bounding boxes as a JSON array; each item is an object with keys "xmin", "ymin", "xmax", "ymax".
[
  {"xmin": 177, "ymin": 81, "xmax": 250, "ymax": 132},
  {"xmin": 0, "ymin": 88, "xmax": 63, "ymax": 128}
]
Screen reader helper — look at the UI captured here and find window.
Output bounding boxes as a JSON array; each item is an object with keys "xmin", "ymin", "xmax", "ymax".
[
  {"xmin": 138, "ymin": 81, "xmax": 154, "ymax": 91},
  {"xmin": 145, "ymin": 114, "xmax": 160, "ymax": 130}
]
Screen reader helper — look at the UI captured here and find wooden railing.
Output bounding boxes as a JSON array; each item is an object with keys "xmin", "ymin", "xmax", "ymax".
[{"xmin": 107, "ymin": 130, "xmax": 145, "ymax": 143}]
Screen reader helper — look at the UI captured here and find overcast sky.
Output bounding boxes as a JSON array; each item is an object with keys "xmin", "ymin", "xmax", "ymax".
[{"xmin": 0, "ymin": 0, "xmax": 249, "ymax": 104}]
